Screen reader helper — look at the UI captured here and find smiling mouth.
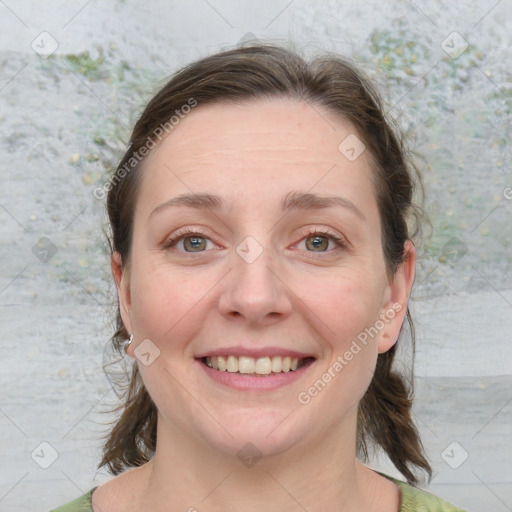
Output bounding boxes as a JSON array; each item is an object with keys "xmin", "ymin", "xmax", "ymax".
[{"xmin": 201, "ymin": 355, "xmax": 315, "ymax": 376}]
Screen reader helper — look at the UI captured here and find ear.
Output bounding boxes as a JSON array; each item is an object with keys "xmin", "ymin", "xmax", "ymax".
[
  {"xmin": 377, "ymin": 240, "xmax": 416, "ymax": 354},
  {"xmin": 111, "ymin": 252, "xmax": 133, "ymax": 350}
]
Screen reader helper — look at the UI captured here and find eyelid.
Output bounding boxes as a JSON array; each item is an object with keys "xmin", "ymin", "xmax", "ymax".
[{"xmin": 295, "ymin": 227, "xmax": 347, "ymax": 246}]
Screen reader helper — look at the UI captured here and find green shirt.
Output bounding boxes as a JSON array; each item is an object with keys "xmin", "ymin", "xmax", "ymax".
[{"xmin": 50, "ymin": 475, "xmax": 466, "ymax": 511}]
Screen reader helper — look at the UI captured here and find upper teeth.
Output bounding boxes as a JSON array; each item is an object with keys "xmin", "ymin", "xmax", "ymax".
[{"xmin": 205, "ymin": 355, "xmax": 299, "ymax": 374}]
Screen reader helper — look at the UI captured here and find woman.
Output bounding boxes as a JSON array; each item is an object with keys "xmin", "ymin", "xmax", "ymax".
[{"xmin": 52, "ymin": 44, "xmax": 466, "ymax": 511}]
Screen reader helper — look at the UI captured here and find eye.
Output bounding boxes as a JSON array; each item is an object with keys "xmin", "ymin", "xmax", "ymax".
[
  {"xmin": 296, "ymin": 230, "xmax": 346, "ymax": 253},
  {"xmin": 164, "ymin": 228, "xmax": 346, "ymax": 256},
  {"xmin": 164, "ymin": 229, "xmax": 216, "ymax": 253}
]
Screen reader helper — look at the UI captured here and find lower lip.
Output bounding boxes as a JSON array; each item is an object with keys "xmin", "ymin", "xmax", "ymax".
[{"xmin": 197, "ymin": 359, "xmax": 314, "ymax": 391}]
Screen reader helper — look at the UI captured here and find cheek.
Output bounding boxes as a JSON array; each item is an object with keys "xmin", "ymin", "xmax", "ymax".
[
  {"xmin": 297, "ymin": 268, "xmax": 385, "ymax": 345},
  {"xmin": 326, "ymin": 289, "xmax": 380, "ymax": 379},
  {"xmin": 295, "ymin": 271, "xmax": 383, "ymax": 404},
  {"xmin": 129, "ymin": 262, "xmax": 210, "ymax": 348},
  {"xmin": 128, "ymin": 265, "xmax": 213, "ymax": 405}
]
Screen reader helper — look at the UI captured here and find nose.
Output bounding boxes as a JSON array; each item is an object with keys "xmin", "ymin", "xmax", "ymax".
[{"xmin": 218, "ymin": 242, "xmax": 292, "ymax": 327}]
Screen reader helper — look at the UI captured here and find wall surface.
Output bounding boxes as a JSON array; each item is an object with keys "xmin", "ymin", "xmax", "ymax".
[{"xmin": 1, "ymin": 1, "xmax": 511, "ymax": 511}]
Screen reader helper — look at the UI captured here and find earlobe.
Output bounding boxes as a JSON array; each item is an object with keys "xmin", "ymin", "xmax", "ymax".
[
  {"xmin": 377, "ymin": 241, "xmax": 416, "ymax": 354},
  {"xmin": 124, "ymin": 334, "xmax": 135, "ymax": 359},
  {"xmin": 378, "ymin": 330, "xmax": 393, "ymax": 353},
  {"xmin": 111, "ymin": 251, "xmax": 133, "ymax": 335}
]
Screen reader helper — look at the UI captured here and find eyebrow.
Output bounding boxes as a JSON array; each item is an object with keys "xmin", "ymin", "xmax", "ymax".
[{"xmin": 150, "ymin": 191, "xmax": 365, "ymax": 220}]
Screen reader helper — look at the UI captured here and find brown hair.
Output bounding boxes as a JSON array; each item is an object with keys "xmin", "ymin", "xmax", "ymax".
[{"xmin": 101, "ymin": 43, "xmax": 432, "ymax": 484}]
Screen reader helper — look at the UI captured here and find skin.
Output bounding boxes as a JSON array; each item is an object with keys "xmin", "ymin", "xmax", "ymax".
[{"xmin": 96, "ymin": 98, "xmax": 416, "ymax": 512}]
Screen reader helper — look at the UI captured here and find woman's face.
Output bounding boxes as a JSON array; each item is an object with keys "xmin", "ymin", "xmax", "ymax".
[{"xmin": 114, "ymin": 98, "xmax": 414, "ymax": 459}]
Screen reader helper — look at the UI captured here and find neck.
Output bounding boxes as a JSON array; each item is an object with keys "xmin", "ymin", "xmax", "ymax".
[{"xmin": 137, "ymin": 412, "xmax": 385, "ymax": 512}]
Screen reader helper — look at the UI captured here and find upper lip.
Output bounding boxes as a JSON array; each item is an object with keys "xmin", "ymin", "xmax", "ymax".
[{"xmin": 195, "ymin": 346, "xmax": 316, "ymax": 359}]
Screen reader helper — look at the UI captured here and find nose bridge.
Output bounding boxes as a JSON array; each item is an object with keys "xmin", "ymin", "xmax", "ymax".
[{"xmin": 219, "ymin": 235, "xmax": 292, "ymax": 323}]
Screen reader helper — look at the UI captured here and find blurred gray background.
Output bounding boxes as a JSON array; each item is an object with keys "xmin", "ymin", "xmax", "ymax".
[{"xmin": 0, "ymin": 1, "xmax": 511, "ymax": 511}]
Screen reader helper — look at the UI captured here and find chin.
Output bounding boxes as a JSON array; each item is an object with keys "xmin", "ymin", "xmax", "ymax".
[{"xmin": 193, "ymin": 404, "xmax": 317, "ymax": 462}]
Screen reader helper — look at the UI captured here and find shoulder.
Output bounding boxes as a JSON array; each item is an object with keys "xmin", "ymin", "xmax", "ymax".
[
  {"xmin": 91, "ymin": 464, "xmax": 150, "ymax": 512},
  {"xmin": 49, "ymin": 488, "xmax": 96, "ymax": 512},
  {"xmin": 388, "ymin": 477, "xmax": 467, "ymax": 512}
]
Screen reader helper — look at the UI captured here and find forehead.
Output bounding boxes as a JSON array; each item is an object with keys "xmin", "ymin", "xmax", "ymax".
[
  {"xmin": 151, "ymin": 98, "xmax": 357, "ymax": 165},
  {"xmin": 137, "ymin": 98, "xmax": 377, "ymax": 218}
]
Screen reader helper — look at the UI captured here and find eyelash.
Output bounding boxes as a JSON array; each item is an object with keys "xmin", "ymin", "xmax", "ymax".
[{"xmin": 163, "ymin": 228, "xmax": 347, "ymax": 257}]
